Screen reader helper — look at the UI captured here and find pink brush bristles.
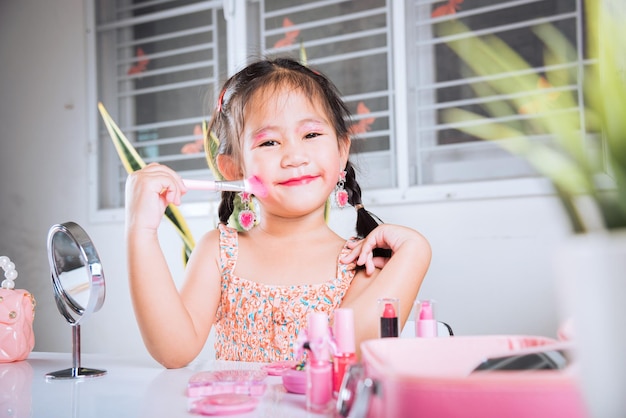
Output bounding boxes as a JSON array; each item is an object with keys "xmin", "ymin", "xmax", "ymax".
[{"xmin": 245, "ymin": 175, "xmax": 267, "ymax": 197}]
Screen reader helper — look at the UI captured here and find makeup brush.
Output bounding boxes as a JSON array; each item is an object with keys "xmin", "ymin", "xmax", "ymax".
[{"xmin": 183, "ymin": 175, "xmax": 268, "ymax": 197}]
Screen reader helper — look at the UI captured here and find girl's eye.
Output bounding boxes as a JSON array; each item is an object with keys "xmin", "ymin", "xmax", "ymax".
[
  {"xmin": 259, "ymin": 140, "xmax": 278, "ymax": 147},
  {"xmin": 305, "ymin": 132, "xmax": 322, "ymax": 139}
]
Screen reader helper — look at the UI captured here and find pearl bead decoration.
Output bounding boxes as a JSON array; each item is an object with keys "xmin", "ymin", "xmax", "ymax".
[{"xmin": 0, "ymin": 255, "xmax": 18, "ymax": 290}]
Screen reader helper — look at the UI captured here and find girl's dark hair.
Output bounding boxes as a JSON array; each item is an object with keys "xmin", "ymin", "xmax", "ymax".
[{"xmin": 207, "ymin": 57, "xmax": 388, "ymax": 248}]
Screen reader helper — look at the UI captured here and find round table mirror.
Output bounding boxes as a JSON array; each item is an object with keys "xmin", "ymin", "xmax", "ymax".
[{"xmin": 46, "ymin": 221, "xmax": 107, "ymax": 379}]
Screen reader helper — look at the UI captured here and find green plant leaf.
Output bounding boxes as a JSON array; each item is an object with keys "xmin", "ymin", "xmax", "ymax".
[
  {"xmin": 299, "ymin": 41, "xmax": 308, "ymax": 66},
  {"xmin": 204, "ymin": 127, "xmax": 224, "ymax": 182},
  {"xmin": 98, "ymin": 102, "xmax": 196, "ymax": 264},
  {"xmin": 439, "ymin": 3, "xmax": 626, "ymax": 232},
  {"xmin": 443, "ymin": 108, "xmax": 592, "ymax": 195}
]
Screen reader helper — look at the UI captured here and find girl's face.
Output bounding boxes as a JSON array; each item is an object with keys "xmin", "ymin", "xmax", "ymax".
[{"xmin": 241, "ymin": 85, "xmax": 350, "ymax": 218}]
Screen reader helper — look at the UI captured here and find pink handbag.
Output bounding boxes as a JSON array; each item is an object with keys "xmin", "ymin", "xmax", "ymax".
[{"xmin": 0, "ymin": 256, "xmax": 36, "ymax": 363}]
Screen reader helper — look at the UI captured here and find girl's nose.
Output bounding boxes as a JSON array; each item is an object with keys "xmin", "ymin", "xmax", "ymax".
[{"xmin": 280, "ymin": 140, "xmax": 310, "ymax": 167}]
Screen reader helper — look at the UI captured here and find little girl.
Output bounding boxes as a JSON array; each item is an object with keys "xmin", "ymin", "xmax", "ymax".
[{"xmin": 125, "ymin": 57, "xmax": 431, "ymax": 368}]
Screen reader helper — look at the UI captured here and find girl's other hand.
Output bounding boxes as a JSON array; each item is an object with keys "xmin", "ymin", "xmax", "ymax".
[
  {"xmin": 341, "ymin": 224, "xmax": 424, "ymax": 275},
  {"xmin": 125, "ymin": 163, "xmax": 188, "ymax": 232}
]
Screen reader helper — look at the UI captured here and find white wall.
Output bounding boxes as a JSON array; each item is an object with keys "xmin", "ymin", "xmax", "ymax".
[{"xmin": 0, "ymin": 0, "xmax": 573, "ymax": 366}]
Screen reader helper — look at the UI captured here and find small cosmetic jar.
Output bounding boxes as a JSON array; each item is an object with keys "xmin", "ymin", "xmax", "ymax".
[{"xmin": 282, "ymin": 368, "xmax": 307, "ymax": 394}]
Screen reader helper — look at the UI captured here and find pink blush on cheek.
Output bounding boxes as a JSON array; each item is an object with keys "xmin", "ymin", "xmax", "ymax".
[{"xmin": 246, "ymin": 175, "xmax": 268, "ymax": 197}]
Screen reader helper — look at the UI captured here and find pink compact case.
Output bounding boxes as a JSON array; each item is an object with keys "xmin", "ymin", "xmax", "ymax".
[
  {"xmin": 189, "ymin": 394, "xmax": 260, "ymax": 416},
  {"xmin": 186, "ymin": 369, "xmax": 268, "ymax": 398}
]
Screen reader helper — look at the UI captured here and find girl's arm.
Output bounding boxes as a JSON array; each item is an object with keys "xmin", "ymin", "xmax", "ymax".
[
  {"xmin": 125, "ymin": 163, "xmax": 220, "ymax": 368},
  {"xmin": 338, "ymin": 224, "xmax": 432, "ymax": 353}
]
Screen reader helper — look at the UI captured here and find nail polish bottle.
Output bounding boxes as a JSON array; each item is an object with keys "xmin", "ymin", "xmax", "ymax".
[
  {"xmin": 332, "ymin": 308, "xmax": 357, "ymax": 396},
  {"xmin": 378, "ymin": 298, "xmax": 399, "ymax": 338},
  {"xmin": 415, "ymin": 299, "xmax": 438, "ymax": 337},
  {"xmin": 305, "ymin": 312, "xmax": 333, "ymax": 413}
]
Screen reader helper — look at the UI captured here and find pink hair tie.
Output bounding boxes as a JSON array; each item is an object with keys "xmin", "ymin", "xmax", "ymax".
[{"xmin": 216, "ymin": 88, "xmax": 227, "ymax": 112}]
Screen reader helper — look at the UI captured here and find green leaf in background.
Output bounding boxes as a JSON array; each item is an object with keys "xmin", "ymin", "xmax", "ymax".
[
  {"xmin": 203, "ymin": 124, "xmax": 224, "ymax": 182},
  {"xmin": 299, "ymin": 42, "xmax": 308, "ymax": 66},
  {"xmin": 438, "ymin": 0, "xmax": 626, "ymax": 232},
  {"xmin": 98, "ymin": 102, "xmax": 196, "ymax": 265}
]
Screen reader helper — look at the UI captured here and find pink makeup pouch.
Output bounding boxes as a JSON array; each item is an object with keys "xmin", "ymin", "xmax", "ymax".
[{"xmin": 355, "ymin": 335, "xmax": 586, "ymax": 418}]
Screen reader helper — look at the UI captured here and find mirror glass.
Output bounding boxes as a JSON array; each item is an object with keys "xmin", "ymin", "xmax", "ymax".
[
  {"xmin": 336, "ymin": 363, "xmax": 376, "ymax": 418},
  {"xmin": 46, "ymin": 221, "xmax": 107, "ymax": 379}
]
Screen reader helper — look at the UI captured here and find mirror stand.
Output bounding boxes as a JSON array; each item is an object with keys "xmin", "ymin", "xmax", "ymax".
[
  {"xmin": 46, "ymin": 325, "xmax": 107, "ymax": 380},
  {"xmin": 46, "ymin": 222, "xmax": 108, "ymax": 380}
]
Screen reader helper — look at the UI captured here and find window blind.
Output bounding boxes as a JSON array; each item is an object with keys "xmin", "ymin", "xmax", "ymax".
[
  {"xmin": 408, "ymin": 0, "xmax": 586, "ymax": 185},
  {"xmin": 96, "ymin": 0, "xmax": 224, "ymax": 209}
]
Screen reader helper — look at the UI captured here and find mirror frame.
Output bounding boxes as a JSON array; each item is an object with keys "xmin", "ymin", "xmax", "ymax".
[{"xmin": 48, "ymin": 222, "xmax": 105, "ymax": 325}]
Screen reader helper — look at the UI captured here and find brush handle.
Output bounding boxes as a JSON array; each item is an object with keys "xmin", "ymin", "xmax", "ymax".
[
  {"xmin": 182, "ymin": 179, "xmax": 217, "ymax": 190},
  {"xmin": 183, "ymin": 179, "xmax": 246, "ymax": 193}
]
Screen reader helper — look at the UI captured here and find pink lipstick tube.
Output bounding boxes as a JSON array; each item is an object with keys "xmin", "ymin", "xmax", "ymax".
[{"xmin": 414, "ymin": 299, "xmax": 438, "ymax": 337}]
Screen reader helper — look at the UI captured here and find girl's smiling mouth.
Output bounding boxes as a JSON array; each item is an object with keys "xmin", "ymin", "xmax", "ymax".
[{"xmin": 279, "ymin": 175, "xmax": 318, "ymax": 186}]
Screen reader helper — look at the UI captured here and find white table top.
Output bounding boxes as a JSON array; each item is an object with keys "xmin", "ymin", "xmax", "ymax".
[{"xmin": 2, "ymin": 352, "xmax": 333, "ymax": 418}]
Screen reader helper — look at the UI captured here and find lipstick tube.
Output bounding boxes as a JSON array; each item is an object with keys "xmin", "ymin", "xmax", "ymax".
[
  {"xmin": 378, "ymin": 298, "xmax": 399, "ymax": 338},
  {"xmin": 415, "ymin": 299, "xmax": 438, "ymax": 337}
]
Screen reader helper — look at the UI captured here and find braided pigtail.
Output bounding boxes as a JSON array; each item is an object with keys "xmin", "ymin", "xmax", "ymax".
[
  {"xmin": 218, "ymin": 191, "xmax": 236, "ymax": 224},
  {"xmin": 344, "ymin": 162, "xmax": 375, "ymax": 239},
  {"xmin": 344, "ymin": 161, "xmax": 392, "ymax": 258}
]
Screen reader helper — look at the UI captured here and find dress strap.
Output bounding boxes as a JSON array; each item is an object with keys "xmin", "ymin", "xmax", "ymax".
[{"xmin": 218, "ymin": 223, "xmax": 238, "ymax": 275}]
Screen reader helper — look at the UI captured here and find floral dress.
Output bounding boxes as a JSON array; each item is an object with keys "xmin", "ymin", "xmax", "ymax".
[{"xmin": 214, "ymin": 223, "xmax": 357, "ymax": 362}]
